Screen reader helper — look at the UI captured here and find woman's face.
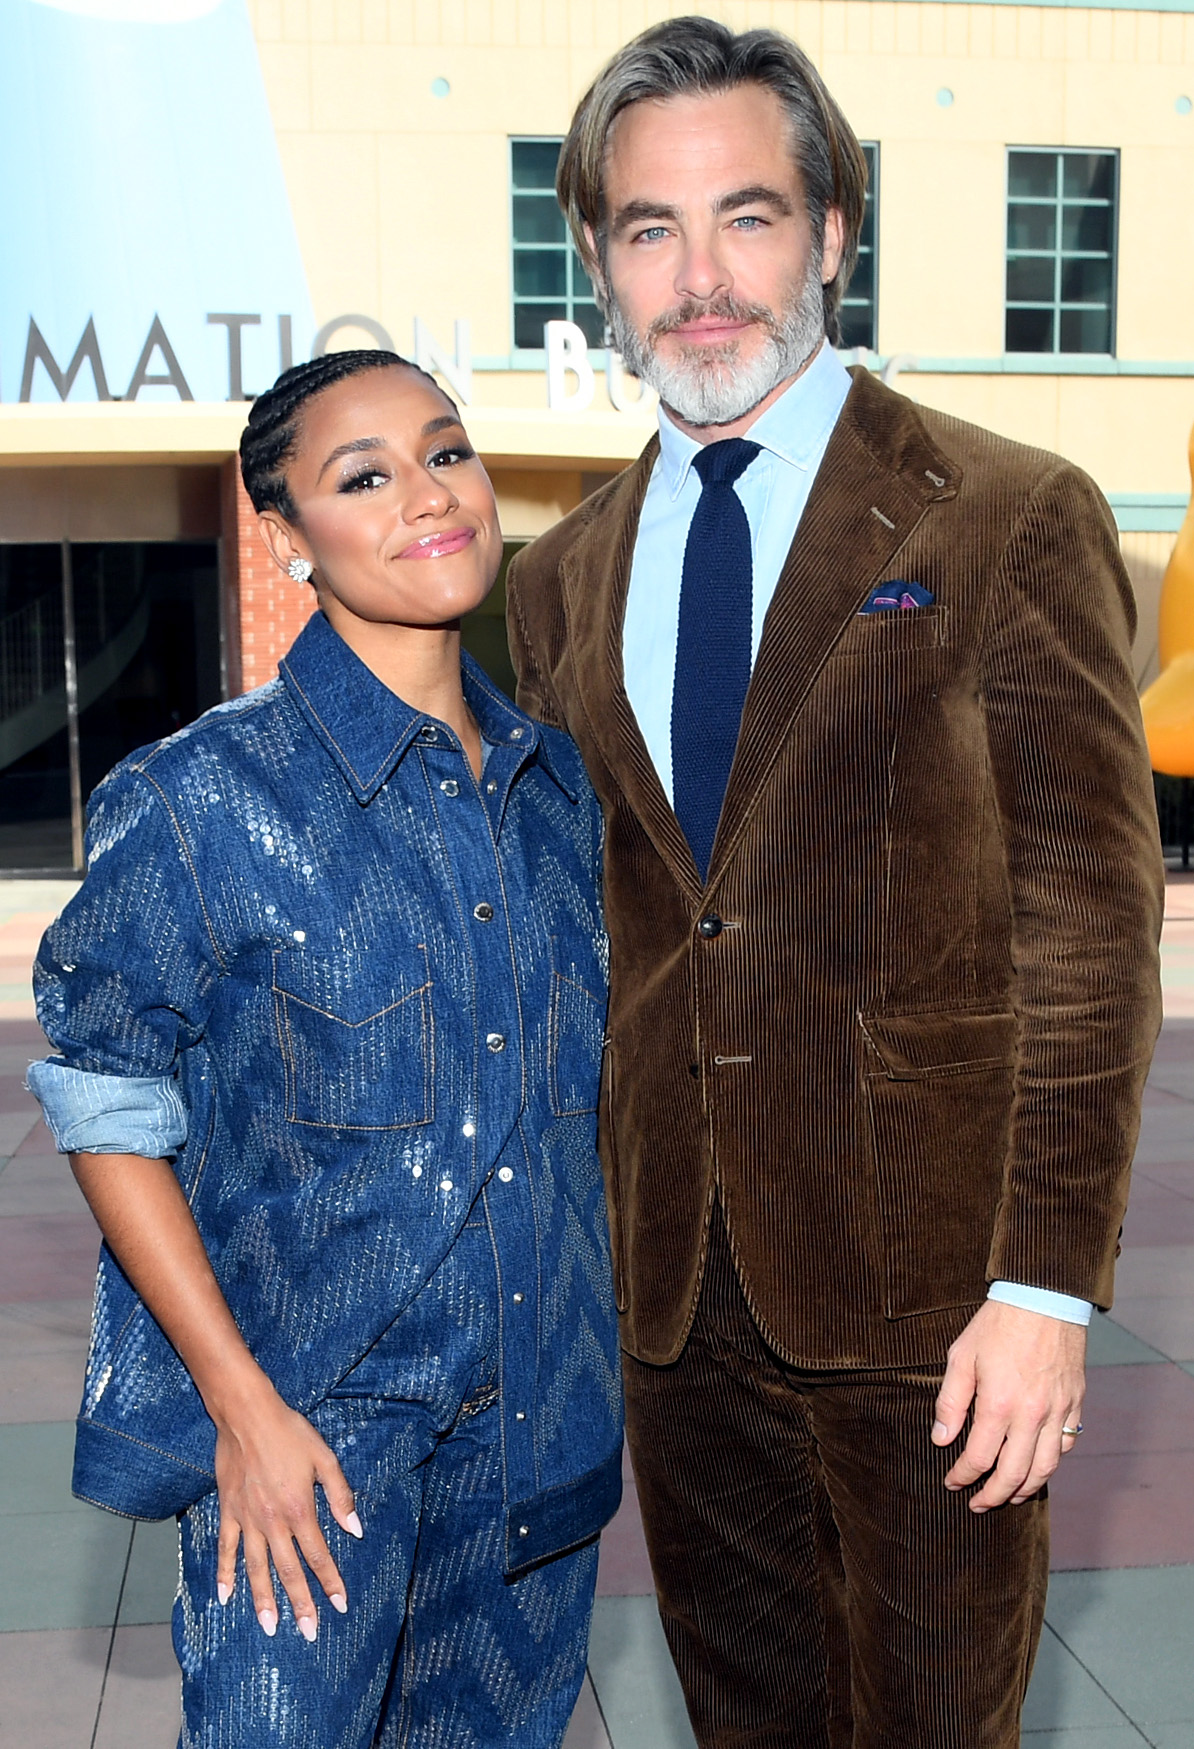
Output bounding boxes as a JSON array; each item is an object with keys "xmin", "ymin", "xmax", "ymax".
[{"xmin": 271, "ymin": 365, "xmax": 503, "ymax": 636}]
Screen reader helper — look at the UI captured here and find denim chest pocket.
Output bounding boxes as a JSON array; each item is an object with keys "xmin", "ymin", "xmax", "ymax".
[
  {"xmin": 548, "ymin": 938, "xmax": 608, "ymax": 1117},
  {"xmin": 273, "ymin": 945, "xmax": 434, "ymax": 1130}
]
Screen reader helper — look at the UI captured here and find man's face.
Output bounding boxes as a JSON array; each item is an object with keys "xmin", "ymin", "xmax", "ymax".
[{"xmin": 595, "ymin": 84, "xmax": 844, "ymax": 433}]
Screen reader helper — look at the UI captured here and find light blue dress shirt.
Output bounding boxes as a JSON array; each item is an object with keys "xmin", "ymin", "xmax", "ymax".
[{"xmin": 621, "ymin": 342, "xmax": 1091, "ymax": 1330}]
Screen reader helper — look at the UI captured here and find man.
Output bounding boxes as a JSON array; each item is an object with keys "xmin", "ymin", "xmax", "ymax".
[{"xmin": 507, "ymin": 18, "xmax": 1163, "ymax": 1747}]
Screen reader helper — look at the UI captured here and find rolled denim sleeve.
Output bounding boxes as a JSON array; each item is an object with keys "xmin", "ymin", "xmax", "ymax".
[
  {"xmin": 32, "ymin": 762, "xmax": 223, "ymax": 1100},
  {"xmin": 26, "ymin": 1060, "xmax": 188, "ymax": 1157}
]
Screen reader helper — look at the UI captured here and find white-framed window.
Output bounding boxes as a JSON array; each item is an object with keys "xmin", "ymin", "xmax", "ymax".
[{"xmin": 840, "ymin": 142, "xmax": 878, "ymax": 351}]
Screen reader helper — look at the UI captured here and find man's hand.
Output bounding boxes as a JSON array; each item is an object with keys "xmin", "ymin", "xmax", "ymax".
[{"xmin": 931, "ymin": 1299, "xmax": 1086, "ymax": 1511}]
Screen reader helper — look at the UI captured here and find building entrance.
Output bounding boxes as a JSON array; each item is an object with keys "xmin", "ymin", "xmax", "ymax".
[{"xmin": 0, "ymin": 541, "xmax": 222, "ymax": 874}]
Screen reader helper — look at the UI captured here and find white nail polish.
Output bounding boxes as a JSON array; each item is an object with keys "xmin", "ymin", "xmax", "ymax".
[
  {"xmin": 217, "ymin": 1582, "xmax": 231, "ymax": 1606},
  {"xmin": 297, "ymin": 1615, "xmax": 317, "ymax": 1643},
  {"xmin": 258, "ymin": 1609, "xmax": 278, "ymax": 1637},
  {"xmin": 329, "ymin": 1592, "xmax": 348, "ymax": 1614},
  {"xmin": 345, "ymin": 1511, "xmax": 363, "ymax": 1539}
]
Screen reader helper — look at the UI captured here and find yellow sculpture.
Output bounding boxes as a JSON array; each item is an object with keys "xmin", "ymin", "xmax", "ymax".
[{"xmin": 1141, "ymin": 420, "xmax": 1194, "ymax": 776}]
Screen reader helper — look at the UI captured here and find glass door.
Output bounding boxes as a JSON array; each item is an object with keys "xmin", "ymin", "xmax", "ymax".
[{"xmin": 0, "ymin": 541, "xmax": 221, "ymax": 874}]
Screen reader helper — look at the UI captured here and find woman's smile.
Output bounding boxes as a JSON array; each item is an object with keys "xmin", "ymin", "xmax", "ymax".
[{"xmin": 396, "ymin": 526, "xmax": 477, "ymax": 561}]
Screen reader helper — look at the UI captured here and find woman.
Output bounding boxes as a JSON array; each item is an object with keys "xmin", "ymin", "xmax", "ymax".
[{"xmin": 29, "ymin": 350, "xmax": 622, "ymax": 1749}]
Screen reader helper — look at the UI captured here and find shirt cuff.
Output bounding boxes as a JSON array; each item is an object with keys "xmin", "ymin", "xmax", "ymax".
[
  {"xmin": 26, "ymin": 1060, "xmax": 187, "ymax": 1158},
  {"xmin": 987, "ymin": 1279, "xmax": 1093, "ymax": 1326}
]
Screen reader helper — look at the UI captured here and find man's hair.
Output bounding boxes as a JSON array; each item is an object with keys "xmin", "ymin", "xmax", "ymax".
[
  {"xmin": 239, "ymin": 349, "xmax": 443, "ymax": 521},
  {"xmin": 556, "ymin": 16, "xmax": 868, "ymax": 344}
]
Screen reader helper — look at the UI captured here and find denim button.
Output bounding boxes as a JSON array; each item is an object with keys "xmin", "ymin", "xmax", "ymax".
[
  {"xmin": 439, "ymin": 779, "xmax": 459, "ymax": 797},
  {"xmin": 439, "ymin": 1178, "xmax": 453, "ymax": 1191},
  {"xmin": 487, "ymin": 1032, "xmax": 506, "ymax": 1053},
  {"xmin": 462, "ymin": 1121, "xmax": 476, "ymax": 1137},
  {"xmin": 486, "ymin": 780, "xmax": 498, "ymax": 793},
  {"xmin": 498, "ymin": 1166, "xmax": 514, "ymax": 1183},
  {"xmin": 419, "ymin": 724, "xmax": 438, "ymax": 741},
  {"xmin": 473, "ymin": 902, "xmax": 494, "ymax": 922},
  {"xmin": 510, "ymin": 728, "xmax": 524, "ymax": 740},
  {"xmin": 518, "ymin": 1524, "xmax": 529, "ymax": 1536},
  {"xmin": 515, "ymin": 1410, "xmax": 526, "ymax": 1420},
  {"xmin": 513, "ymin": 1292, "xmax": 524, "ymax": 1304}
]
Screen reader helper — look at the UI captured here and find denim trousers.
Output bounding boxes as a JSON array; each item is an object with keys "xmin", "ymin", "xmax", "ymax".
[{"xmin": 173, "ymin": 1202, "xmax": 599, "ymax": 1748}]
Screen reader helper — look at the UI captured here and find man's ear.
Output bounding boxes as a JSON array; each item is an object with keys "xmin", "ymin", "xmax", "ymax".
[
  {"xmin": 820, "ymin": 206, "xmax": 846, "ymax": 286},
  {"xmin": 258, "ymin": 512, "xmax": 310, "ymax": 579}
]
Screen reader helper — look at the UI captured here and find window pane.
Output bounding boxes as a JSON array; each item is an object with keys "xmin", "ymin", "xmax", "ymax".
[
  {"xmin": 514, "ymin": 303, "xmax": 566, "ymax": 349},
  {"xmin": 1060, "ymin": 255, "xmax": 1111, "ymax": 304},
  {"xmin": 1007, "ymin": 256, "xmax": 1055, "ymax": 302},
  {"xmin": 1006, "ymin": 306, "xmax": 1055, "ymax": 351},
  {"xmin": 1063, "ymin": 153, "xmax": 1114, "ymax": 200},
  {"xmin": 1007, "ymin": 203, "xmax": 1056, "ymax": 251},
  {"xmin": 570, "ymin": 251, "xmax": 598, "ymax": 302},
  {"xmin": 848, "ymin": 251, "xmax": 874, "ymax": 302},
  {"xmin": 1008, "ymin": 153, "xmax": 1057, "ymax": 199},
  {"xmin": 572, "ymin": 302, "xmax": 605, "ymax": 346},
  {"xmin": 1059, "ymin": 307, "xmax": 1111, "ymax": 353},
  {"xmin": 514, "ymin": 251, "xmax": 567, "ymax": 297},
  {"xmin": 511, "ymin": 140, "xmax": 561, "ymax": 190},
  {"xmin": 839, "ymin": 302, "xmax": 875, "ymax": 351},
  {"xmin": 1061, "ymin": 204, "xmax": 1112, "ymax": 253},
  {"xmin": 513, "ymin": 194, "xmax": 565, "ymax": 244}
]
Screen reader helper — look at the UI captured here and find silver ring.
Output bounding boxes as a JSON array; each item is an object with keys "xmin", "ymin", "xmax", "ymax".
[{"xmin": 1061, "ymin": 1424, "xmax": 1084, "ymax": 1438}]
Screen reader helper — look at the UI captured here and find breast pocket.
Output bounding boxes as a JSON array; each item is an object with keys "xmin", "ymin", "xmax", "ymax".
[
  {"xmin": 548, "ymin": 937, "xmax": 608, "ymax": 1117},
  {"xmin": 831, "ymin": 604, "xmax": 948, "ymax": 659},
  {"xmin": 273, "ymin": 945, "xmax": 434, "ymax": 1130}
]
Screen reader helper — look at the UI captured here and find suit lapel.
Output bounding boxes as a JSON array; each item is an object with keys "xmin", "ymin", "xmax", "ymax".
[
  {"xmin": 708, "ymin": 371, "xmax": 957, "ymax": 883},
  {"xmin": 560, "ymin": 438, "xmax": 704, "ymax": 895}
]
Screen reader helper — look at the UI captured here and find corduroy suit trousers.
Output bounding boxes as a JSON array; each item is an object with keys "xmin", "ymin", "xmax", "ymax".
[{"xmin": 623, "ymin": 1205, "xmax": 1049, "ymax": 1749}]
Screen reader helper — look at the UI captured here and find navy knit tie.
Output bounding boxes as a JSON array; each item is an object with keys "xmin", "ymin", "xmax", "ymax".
[{"xmin": 671, "ymin": 437, "xmax": 760, "ymax": 880}]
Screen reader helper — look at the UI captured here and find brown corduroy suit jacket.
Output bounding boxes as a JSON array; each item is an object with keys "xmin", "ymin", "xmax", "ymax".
[{"xmin": 506, "ymin": 368, "xmax": 1165, "ymax": 1372}]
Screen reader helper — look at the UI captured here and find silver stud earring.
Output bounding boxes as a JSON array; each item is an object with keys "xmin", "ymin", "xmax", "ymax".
[{"xmin": 287, "ymin": 557, "xmax": 313, "ymax": 583}]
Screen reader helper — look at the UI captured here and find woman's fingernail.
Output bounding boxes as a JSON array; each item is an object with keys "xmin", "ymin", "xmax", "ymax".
[
  {"xmin": 297, "ymin": 1615, "xmax": 318, "ymax": 1643},
  {"xmin": 257, "ymin": 1609, "xmax": 278, "ymax": 1637},
  {"xmin": 330, "ymin": 1592, "xmax": 348, "ymax": 1614},
  {"xmin": 345, "ymin": 1512, "xmax": 363, "ymax": 1540},
  {"xmin": 217, "ymin": 1582, "xmax": 231, "ymax": 1606}
]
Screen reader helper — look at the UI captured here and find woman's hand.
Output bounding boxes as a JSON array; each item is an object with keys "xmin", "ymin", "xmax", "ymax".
[
  {"xmin": 67, "ymin": 1154, "xmax": 364, "ymax": 1640},
  {"xmin": 212, "ymin": 1378, "xmax": 363, "ymax": 1639}
]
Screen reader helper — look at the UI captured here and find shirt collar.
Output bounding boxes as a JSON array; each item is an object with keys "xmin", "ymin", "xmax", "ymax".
[
  {"xmin": 279, "ymin": 611, "xmax": 575, "ymax": 804},
  {"xmin": 655, "ymin": 338, "xmax": 852, "ymax": 501}
]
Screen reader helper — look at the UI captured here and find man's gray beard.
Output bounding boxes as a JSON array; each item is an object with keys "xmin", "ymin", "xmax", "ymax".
[{"xmin": 606, "ymin": 267, "xmax": 826, "ymax": 428}]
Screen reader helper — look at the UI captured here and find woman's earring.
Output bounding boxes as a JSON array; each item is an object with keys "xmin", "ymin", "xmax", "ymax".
[{"xmin": 287, "ymin": 556, "xmax": 314, "ymax": 583}]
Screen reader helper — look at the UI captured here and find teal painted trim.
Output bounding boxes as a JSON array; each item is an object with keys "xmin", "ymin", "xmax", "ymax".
[
  {"xmin": 1108, "ymin": 495, "xmax": 1188, "ymax": 532},
  {"xmin": 906, "ymin": 356, "xmax": 1194, "ymax": 377},
  {"xmin": 903, "ymin": 0, "xmax": 1194, "ymax": 11}
]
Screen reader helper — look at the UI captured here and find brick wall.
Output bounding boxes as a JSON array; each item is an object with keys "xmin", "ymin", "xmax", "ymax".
[{"xmin": 220, "ymin": 457, "xmax": 317, "ymax": 698}]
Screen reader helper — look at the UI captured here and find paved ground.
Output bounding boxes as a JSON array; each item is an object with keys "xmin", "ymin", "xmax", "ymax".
[{"xmin": 2, "ymin": 877, "xmax": 1194, "ymax": 1747}]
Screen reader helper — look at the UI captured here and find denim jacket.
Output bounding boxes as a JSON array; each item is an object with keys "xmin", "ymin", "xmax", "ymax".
[{"xmin": 30, "ymin": 612, "xmax": 622, "ymax": 1571}]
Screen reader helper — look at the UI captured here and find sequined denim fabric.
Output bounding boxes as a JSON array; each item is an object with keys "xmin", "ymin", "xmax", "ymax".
[
  {"xmin": 29, "ymin": 611, "xmax": 623, "ymax": 1568},
  {"xmin": 176, "ymin": 1210, "xmax": 598, "ymax": 1749}
]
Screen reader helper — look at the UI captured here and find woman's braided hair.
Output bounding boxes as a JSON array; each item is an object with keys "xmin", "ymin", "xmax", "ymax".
[{"xmin": 239, "ymin": 349, "xmax": 441, "ymax": 521}]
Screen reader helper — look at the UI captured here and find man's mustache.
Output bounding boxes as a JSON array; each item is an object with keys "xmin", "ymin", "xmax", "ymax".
[{"xmin": 646, "ymin": 296, "xmax": 780, "ymax": 344}]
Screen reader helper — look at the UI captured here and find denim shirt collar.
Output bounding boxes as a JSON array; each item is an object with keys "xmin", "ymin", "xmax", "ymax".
[{"xmin": 279, "ymin": 611, "xmax": 576, "ymax": 804}]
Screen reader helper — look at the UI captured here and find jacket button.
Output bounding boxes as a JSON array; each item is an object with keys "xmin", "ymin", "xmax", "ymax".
[
  {"xmin": 487, "ymin": 1032, "xmax": 506, "ymax": 1053},
  {"xmin": 473, "ymin": 902, "xmax": 494, "ymax": 921},
  {"xmin": 698, "ymin": 914, "xmax": 723, "ymax": 939}
]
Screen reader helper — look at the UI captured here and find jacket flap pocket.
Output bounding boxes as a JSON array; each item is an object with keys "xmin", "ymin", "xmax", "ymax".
[{"xmin": 860, "ymin": 1008, "xmax": 1017, "ymax": 1080}]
